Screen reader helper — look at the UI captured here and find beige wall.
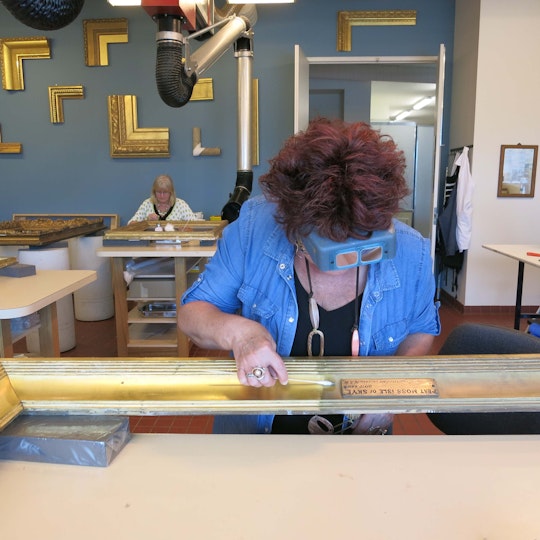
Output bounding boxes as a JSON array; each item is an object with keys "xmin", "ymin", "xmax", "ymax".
[{"xmin": 450, "ymin": 0, "xmax": 540, "ymax": 307}]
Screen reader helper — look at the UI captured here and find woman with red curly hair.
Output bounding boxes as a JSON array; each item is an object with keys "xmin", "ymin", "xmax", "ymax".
[{"xmin": 179, "ymin": 118, "xmax": 440, "ymax": 435}]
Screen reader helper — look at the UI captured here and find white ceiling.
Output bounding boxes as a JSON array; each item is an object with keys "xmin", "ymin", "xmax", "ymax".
[
  {"xmin": 309, "ymin": 63, "xmax": 437, "ymax": 125},
  {"xmin": 371, "ymin": 80, "xmax": 436, "ymax": 125}
]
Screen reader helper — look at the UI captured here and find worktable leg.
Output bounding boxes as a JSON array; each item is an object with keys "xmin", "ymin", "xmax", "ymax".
[
  {"xmin": 175, "ymin": 258, "xmax": 189, "ymax": 357},
  {"xmin": 514, "ymin": 261, "xmax": 525, "ymax": 330},
  {"xmin": 38, "ymin": 303, "xmax": 60, "ymax": 357},
  {"xmin": 1, "ymin": 319, "xmax": 14, "ymax": 357},
  {"xmin": 111, "ymin": 257, "xmax": 129, "ymax": 356}
]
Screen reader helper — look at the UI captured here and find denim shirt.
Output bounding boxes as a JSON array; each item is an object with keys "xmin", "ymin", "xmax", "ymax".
[{"xmin": 182, "ymin": 196, "xmax": 440, "ymax": 433}]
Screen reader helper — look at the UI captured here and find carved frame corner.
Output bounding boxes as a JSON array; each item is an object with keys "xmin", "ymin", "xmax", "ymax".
[
  {"xmin": 83, "ymin": 18, "xmax": 128, "ymax": 67},
  {"xmin": 0, "ymin": 36, "xmax": 50, "ymax": 90},
  {"xmin": 337, "ymin": 10, "xmax": 416, "ymax": 52},
  {"xmin": 48, "ymin": 85, "xmax": 85, "ymax": 123},
  {"xmin": 108, "ymin": 94, "xmax": 169, "ymax": 158}
]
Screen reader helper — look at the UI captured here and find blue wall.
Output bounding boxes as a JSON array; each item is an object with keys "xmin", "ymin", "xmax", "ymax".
[{"xmin": 0, "ymin": 0, "xmax": 455, "ymax": 225}]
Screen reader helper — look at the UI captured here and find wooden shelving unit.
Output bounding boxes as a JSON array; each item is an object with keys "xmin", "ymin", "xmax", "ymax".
[{"xmin": 97, "ymin": 243, "xmax": 216, "ymax": 357}]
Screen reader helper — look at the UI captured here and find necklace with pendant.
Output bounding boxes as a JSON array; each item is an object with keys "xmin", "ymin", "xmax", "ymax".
[
  {"xmin": 154, "ymin": 203, "xmax": 172, "ymax": 220},
  {"xmin": 304, "ymin": 257, "xmax": 360, "ymax": 357}
]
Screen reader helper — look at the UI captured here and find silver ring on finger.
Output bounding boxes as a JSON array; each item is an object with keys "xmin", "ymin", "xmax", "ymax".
[{"xmin": 248, "ymin": 366, "xmax": 265, "ymax": 380}]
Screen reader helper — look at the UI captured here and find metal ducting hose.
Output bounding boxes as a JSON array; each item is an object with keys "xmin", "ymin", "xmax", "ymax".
[
  {"xmin": 0, "ymin": 0, "xmax": 84, "ymax": 30},
  {"xmin": 222, "ymin": 171, "xmax": 253, "ymax": 223},
  {"xmin": 155, "ymin": 14, "xmax": 197, "ymax": 108}
]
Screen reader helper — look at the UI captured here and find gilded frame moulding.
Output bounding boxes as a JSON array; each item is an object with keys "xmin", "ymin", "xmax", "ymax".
[
  {"xmin": 0, "ymin": 36, "xmax": 50, "ymax": 90},
  {"xmin": 337, "ymin": 10, "xmax": 416, "ymax": 52},
  {"xmin": 192, "ymin": 127, "xmax": 221, "ymax": 156},
  {"xmin": 190, "ymin": 78, "xmax": 214, "ymax": 101},
  {"xmin": 83, "ymin": 18, "xmax": 128, "ymax": 67},
  {"xmin": 4, "ymin": 355, "xmax": 540, "ymax": 425},
  {"xmin": 252, "ymin": 78, "xmax": 259, "ymax": 167},
  {"xmin": 48, "ymin": 85, "xmax": 85, "ymax": 123},
  {"xmin": 0, "ymin": 143, "xmax": 22, "ymax": 154},
  {"xmin": 0, "ymin": 124, "xmax": 22, "ymax": 154},
  {"xmin": 107, "ymin": 94, "xmax": 169, "ymax": 158}
]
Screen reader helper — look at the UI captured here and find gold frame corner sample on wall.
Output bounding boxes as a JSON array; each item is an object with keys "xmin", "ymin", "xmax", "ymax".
[
  {"xmin": 190, "ymin": 78, "xmax": 214, "ymax": 101},
  {"xmin": 0, "ymin": 142, "xmax": 22, "ymax": 154},
  {"xmin": 0, "ymin": 124, "xmax": 22, "ymax": 154},
  {"xmin": 83, "ymin": 18, "xmax": 128, "ymax": 67},
  {"xmin": 0, "ymin": 37, "xmax": 51, "ymax": 90},
  {"xmin": 192, "ymin": 127, "xmax": 221, "ymax": 156},
  {"xmin": 48, "ymin": 85, "xmax": 85, "ymax": 123},
  {"xmin": 108, "ymin": 95, "xmax": 169, "ymax": 158},
  {"xmin": 252, "ymin": 78, "xmax": 259, "ymax": 167},
  {"xmin": 337, "ymin": 10, "xmax": 416, "ymax": 52}
]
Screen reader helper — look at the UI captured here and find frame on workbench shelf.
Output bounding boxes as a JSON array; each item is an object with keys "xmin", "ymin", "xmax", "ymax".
[
  {"xmin": 12, "ymin": 213, "xmax": 120, "ymax": 230},
  {"xmin": 103, "ymin": 219, "xmax": 227, "ymax": 243}
]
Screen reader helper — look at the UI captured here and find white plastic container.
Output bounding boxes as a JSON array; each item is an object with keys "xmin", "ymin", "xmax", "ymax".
[{"xmin": 69, "ymin": 235, "xmax": 114, "ymax": 321}]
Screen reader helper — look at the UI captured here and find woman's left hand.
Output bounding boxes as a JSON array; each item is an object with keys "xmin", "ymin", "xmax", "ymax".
[{"xmin": 351, "ymin": 413, "xmax": 394, "ymax": 435}]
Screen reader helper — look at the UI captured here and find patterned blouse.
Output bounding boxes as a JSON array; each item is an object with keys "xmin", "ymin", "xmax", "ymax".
[{"xmin": 128, "ymin": 198, "xmax": 198, "ymax": 223}]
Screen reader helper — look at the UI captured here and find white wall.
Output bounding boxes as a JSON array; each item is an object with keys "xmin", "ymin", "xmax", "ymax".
[{"xmin": 452, "ymin": 0, "xmax": 540, "ymax": 307}]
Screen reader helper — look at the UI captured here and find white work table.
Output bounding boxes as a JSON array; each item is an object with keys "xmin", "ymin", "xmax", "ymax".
[
  {"xmin": 483, "ymin": 244, "xmax": 540, "ymax": 329},
  {"xmin": 0, "ymin": 269, "xmax": 96, "ymax": 357},
  {"xmin": 1, "ymin": 433, "xmax": 540, "ymax": 539}
]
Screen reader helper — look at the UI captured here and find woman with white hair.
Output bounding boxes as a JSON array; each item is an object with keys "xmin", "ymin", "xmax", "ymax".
[{"xmin": 129, "ymin": 174, "xmax": 198, "ymax": 223}]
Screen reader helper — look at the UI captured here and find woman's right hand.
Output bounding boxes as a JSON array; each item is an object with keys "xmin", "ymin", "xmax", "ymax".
[
  {"xmin": 147, "ymin": 213, "xmax": 159, "ymax": 221},
  {"xmin": 177, "ymin": 302, "xmax": 289, "ymax": 388},
  {"xmin": 230, "ymin": 319, "xmax": 289, "ymax": 388}
]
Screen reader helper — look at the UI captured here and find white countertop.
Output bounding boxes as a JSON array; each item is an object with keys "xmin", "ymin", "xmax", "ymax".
[
  {"xmin": 483, "ymin": 244, "xmax": 540, "ymax": 268},
  {"xmin": 0, "ymin": 269, "xmax": 96, "ymax": 318},
  {"xmin": 1, "ymin": 433, "xmax": 540, "ymax": 539}
]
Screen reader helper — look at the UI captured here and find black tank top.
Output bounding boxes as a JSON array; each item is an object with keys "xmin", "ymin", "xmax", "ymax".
[
  {"xmin": 290, "ymin": 270, "xmax": 359, "ymax": 356},
  {"xmin": 271, "ymin": 271, "xmax": 361, "ymax": 434}
]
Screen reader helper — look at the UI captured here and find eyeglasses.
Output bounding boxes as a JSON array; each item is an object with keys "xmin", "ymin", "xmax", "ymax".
[{"xmin": 155, "ymin": 190, "xmax": 170, "ymax": 195}]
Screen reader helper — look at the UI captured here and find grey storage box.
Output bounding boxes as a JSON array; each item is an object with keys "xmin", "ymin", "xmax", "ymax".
[{"xmin": 0, "ymin": 415, "xmax": 131, "ymax": 467}]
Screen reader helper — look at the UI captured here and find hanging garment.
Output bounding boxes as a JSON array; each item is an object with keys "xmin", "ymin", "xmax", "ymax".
[
  {"xmin": 437, "ymin": 173, "xmax": 463, "ymax": 270},
  {"xmin": 454, "ymin": 146, "xmax": 474, "ymax": 251},
  {"xmin": 436, "ymin": 163, "xmax": 463, "ymax": 292}
]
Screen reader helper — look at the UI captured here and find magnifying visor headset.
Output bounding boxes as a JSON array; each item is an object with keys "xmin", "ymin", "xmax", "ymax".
[{"xmin": 301, "ymin": 224, "xmax": 396, "ymax": 272}]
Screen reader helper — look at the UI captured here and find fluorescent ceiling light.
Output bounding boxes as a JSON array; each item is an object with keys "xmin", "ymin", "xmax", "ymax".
[
  {"xmin": 412, "ymin": 96, "xmax": 435, "ymax": 110},
  {"xmin": 393, "ymin": 110, "xmax": 412, "ymax": 122}
]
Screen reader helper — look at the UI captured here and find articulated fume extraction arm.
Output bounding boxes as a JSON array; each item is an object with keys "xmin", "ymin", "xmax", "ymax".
[
  {"xmin": 146, "ymin": 2, "xmax": 257, "ymax": 222},
  {"xmin": 0, "ymin": 0, "xmax": 258, "ymax": 223}
]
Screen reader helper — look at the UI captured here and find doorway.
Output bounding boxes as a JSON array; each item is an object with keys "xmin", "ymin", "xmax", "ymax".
[{"xmin": 294, "ymin": 45, "xmax": 446, "ymax": 261}]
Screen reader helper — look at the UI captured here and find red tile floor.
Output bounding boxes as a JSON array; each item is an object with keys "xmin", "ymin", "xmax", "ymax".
[{"xmin": 14, "ymin": 297, "xmax": 527, "ymax": 435}]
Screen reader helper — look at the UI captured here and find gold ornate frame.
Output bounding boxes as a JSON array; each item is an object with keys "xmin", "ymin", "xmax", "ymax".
[
  {"xmin": 48, "ymin": 85, "xmax": 85, "ymax": 123},
  {"xmin": 107, "ymin": 95, "xmax": 169, "ymax": 158},
  {"xmin": 83, "ymin": 18, "xmax": 128, "ymax": 67},
  {"xmin": 190, "ymin": 78, "xmax": 214, "ymax": 101},
  {"xmin": 104, "ymin": 218, "xmax": 226, "ymax": 242},
  {"xmin": 337, "ymin": 10, "xmax": 417, "ymax": 52},
  {"xmin": 0, "ymin": 37, "xmax": 50, "ymax": 90}
]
